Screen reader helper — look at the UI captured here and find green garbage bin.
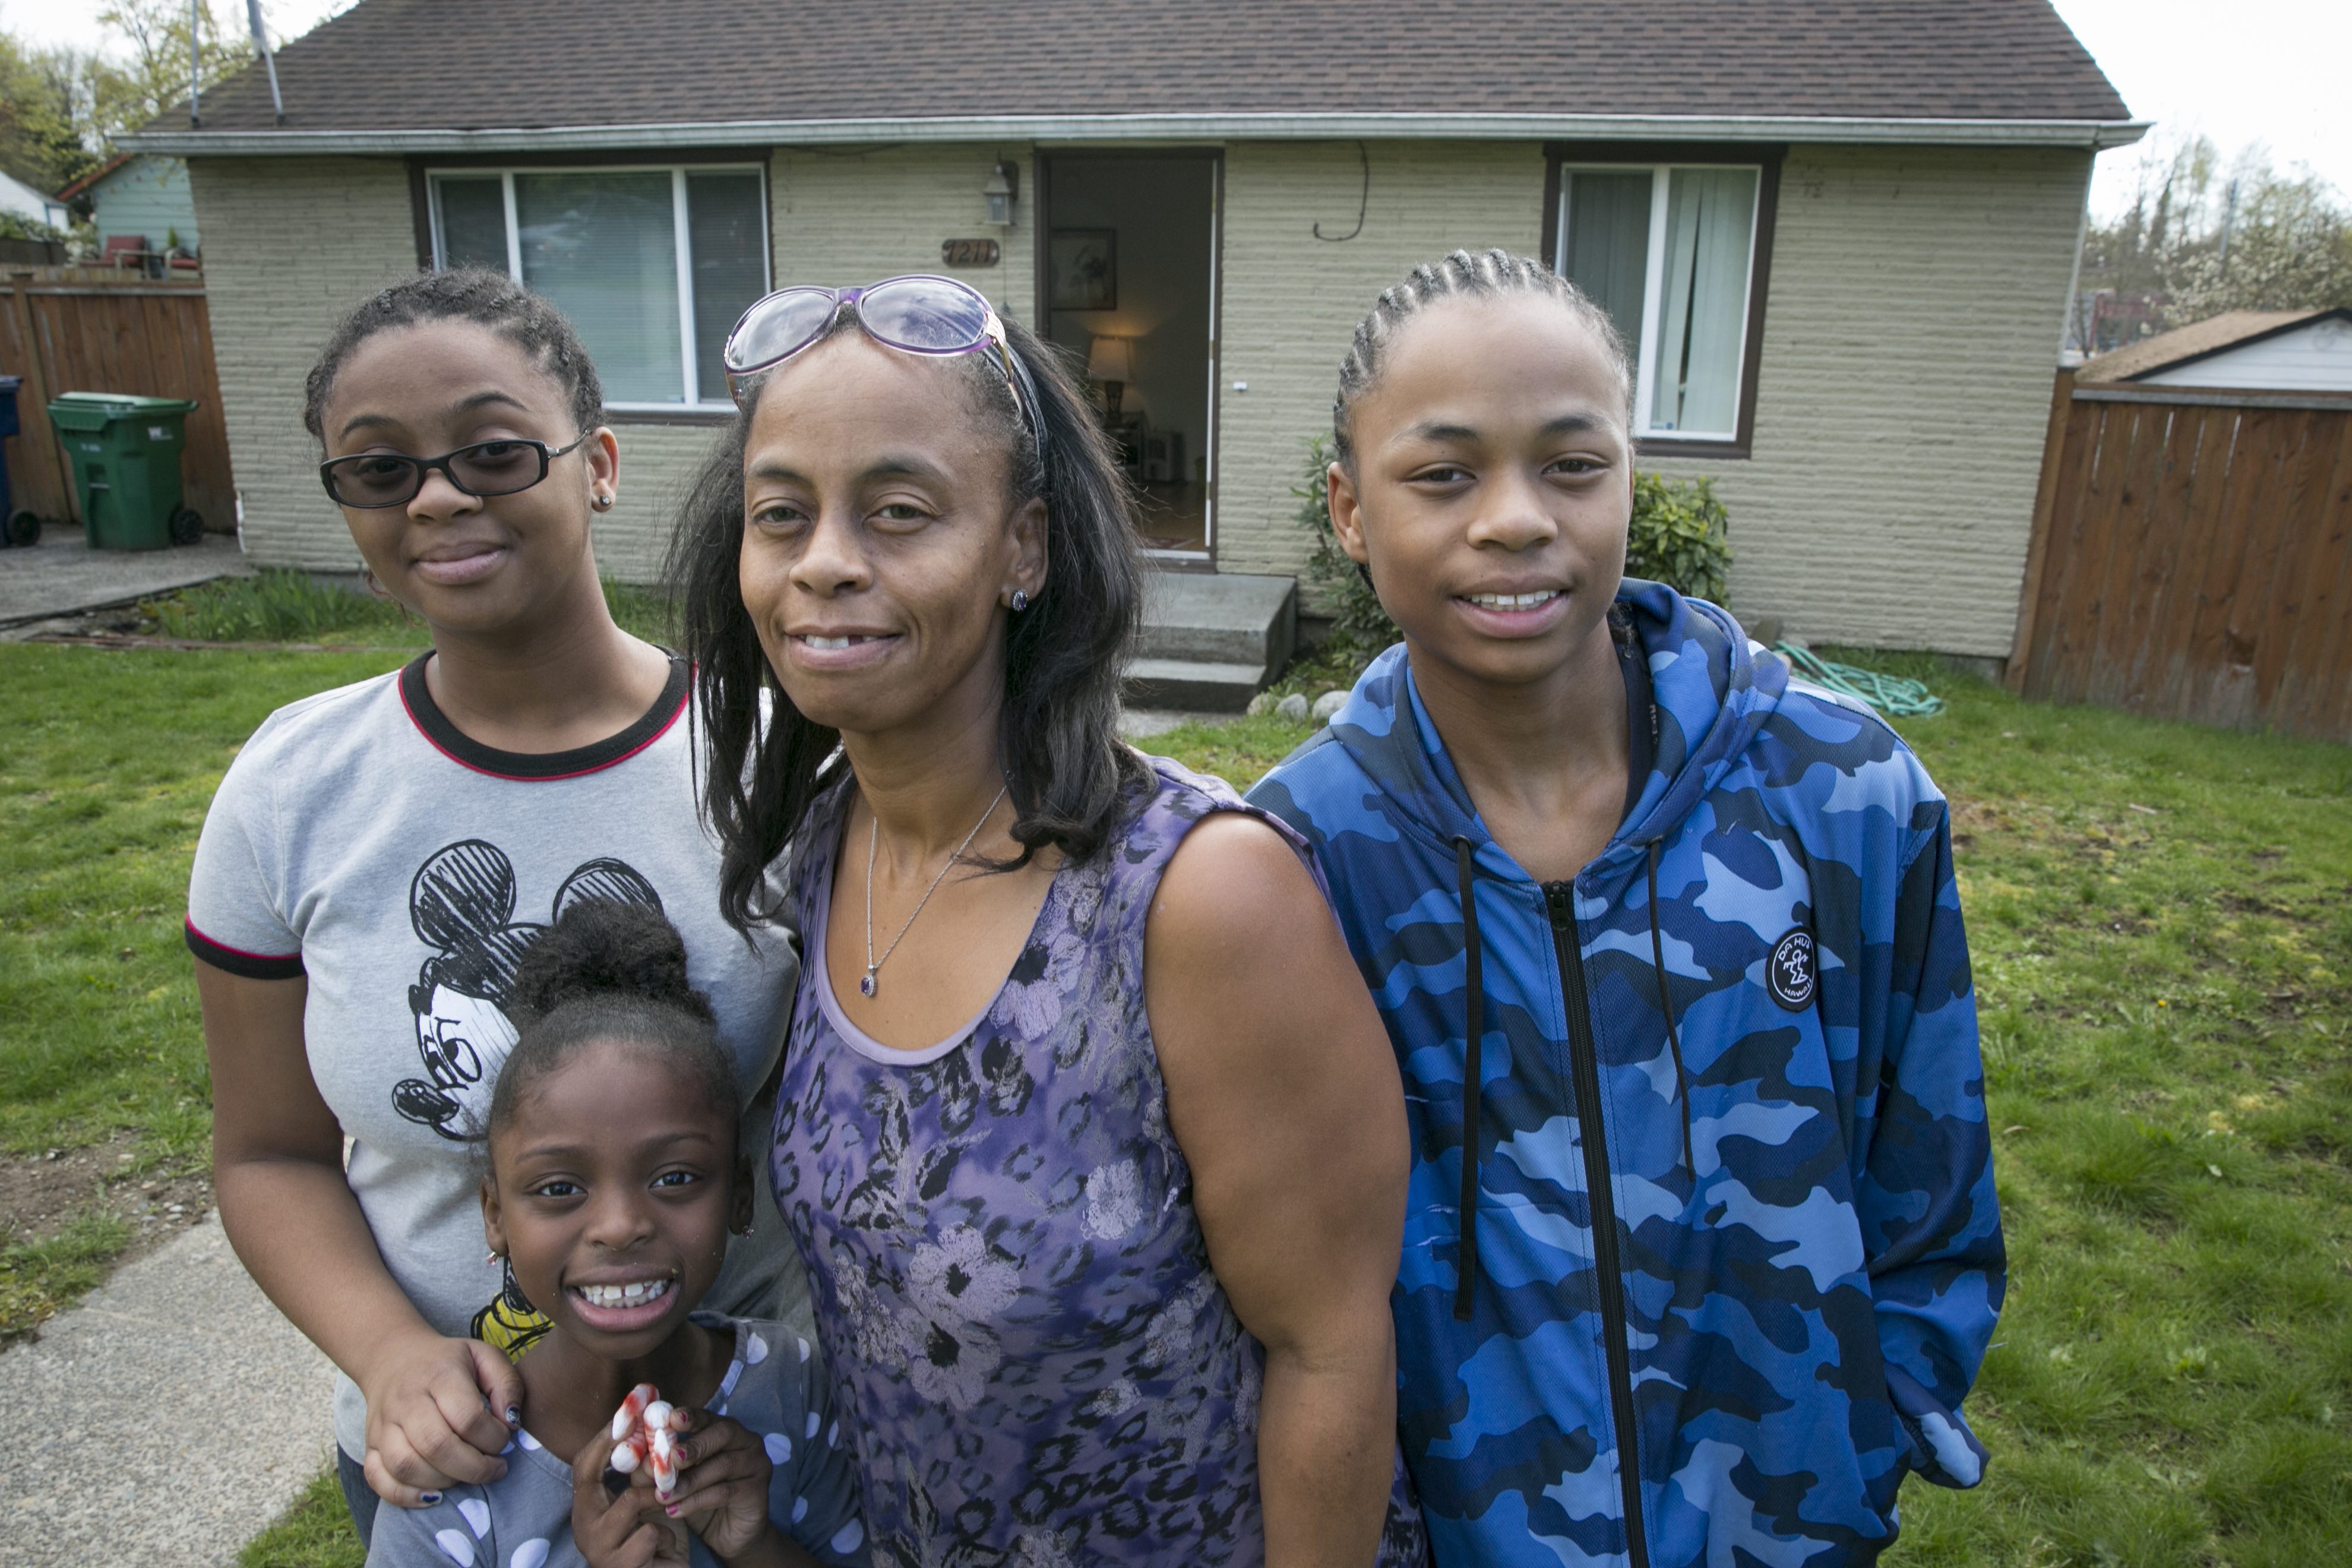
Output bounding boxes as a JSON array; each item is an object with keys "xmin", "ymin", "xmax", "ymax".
[{"xmin": 46, "ymin": 392, "xmax": 204, "ymax": 551}]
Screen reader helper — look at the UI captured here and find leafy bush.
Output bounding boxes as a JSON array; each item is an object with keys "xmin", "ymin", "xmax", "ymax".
[
  {"xmin": 1626, "ymin": 472, "xmax": 1733, "ymax": 605},
  {"xmin": 0, "ymin": 211, "xmax": 70, "ymax": 245},
  {"xmin": 1292, "ymin": 438, "xmax": 1738, "ymax": 656},
  {"xmin": 1293, "ymin": 436, "xmax": 1396, "ymax": 655}
]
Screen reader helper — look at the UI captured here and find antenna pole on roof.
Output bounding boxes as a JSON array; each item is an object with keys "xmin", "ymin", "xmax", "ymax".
[
  {"xmin": 245, "ymin": 0, "xmax": 286, "ymax": 125},
  {"xmin": 189, "ymin": 0, "xmax": 201, "ymax": 126}
]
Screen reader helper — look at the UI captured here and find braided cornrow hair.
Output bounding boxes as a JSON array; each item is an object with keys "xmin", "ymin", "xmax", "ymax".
[
  {"xmin": 304, "ymin": 268, "xmax": 606, "ymax": 442},
  {"xmin": 1332, "ymin": 247, "xmax": 1633, "ymax": 471}
]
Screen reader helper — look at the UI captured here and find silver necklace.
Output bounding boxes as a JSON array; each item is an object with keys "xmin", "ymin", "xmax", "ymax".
[{"xmin": 861, "ymin": 782, "xmax": 1009, "ymax": 998}]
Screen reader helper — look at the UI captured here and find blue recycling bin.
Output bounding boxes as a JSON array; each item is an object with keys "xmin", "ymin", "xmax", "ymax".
[{"xmin": 0, "ymin": 374, "xmax": 39, "ymax": 546}]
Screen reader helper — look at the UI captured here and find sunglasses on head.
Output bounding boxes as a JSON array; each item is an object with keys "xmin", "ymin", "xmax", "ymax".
[{"xmin": 722, "ymin": 274, "xmax": 1048, "ymax": 464}]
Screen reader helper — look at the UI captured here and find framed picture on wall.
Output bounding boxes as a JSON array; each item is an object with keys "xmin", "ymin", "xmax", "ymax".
[{"xmin": 1048, "ymin": 229, "xmax": 1117, "ymax": 311}]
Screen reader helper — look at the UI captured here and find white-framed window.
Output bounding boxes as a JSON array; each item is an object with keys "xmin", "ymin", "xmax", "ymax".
[
  {"xmin": 1555, "ymin": 163, "xmax": 1763, "ymax": 444},
  {"xmin": 428, "ymin": 165, "xmax": 770, "ymax": 410}
]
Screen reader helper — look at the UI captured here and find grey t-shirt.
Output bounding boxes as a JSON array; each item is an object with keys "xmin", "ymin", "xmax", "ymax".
[
  {"xmin": 363, "ymin": 1315, "xmax": 868, "ymax": 1568},
  {"xmin": 187, "ymin": 653, "xmax": 809, "ymax": 1459}
]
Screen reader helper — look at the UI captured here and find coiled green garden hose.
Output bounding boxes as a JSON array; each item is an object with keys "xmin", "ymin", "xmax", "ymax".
[{"xmin": 1773, "ymin": 642, "xmax": 1945, "ymax": 718}]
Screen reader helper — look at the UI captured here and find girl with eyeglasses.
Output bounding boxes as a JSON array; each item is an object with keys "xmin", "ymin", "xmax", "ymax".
[
  {"xmin": 187, "ymin": 270, "xmax": 810, "ymax": 1550},
  {"xmin": 672, "ymin": 277, "xmax": 1429, "ymax": 1566}
]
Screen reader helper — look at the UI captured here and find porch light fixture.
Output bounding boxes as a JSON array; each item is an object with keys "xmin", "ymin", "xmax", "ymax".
[
  {"xmin": 1088, "ymin": 336, "xmax": 1134, "ymax": 415},
  {"xmin": 983, "ymin": 159, "xmax": 1019, "ymax": 227}
]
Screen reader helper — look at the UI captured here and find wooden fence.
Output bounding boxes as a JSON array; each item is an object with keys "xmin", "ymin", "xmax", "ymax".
[
  {"xmin": 2007, "ymin": 369, "xmax": 2352, "ymax": 742},
  {"xmin": 1, "ymin": 268, "xmax": 233, "ymax": 533}
]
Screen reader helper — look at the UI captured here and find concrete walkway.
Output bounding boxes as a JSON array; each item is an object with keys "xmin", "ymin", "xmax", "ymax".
[
  {"xmin": 0, "ymin": 1216, "xmax": 336, "ymax": 1566},
  {"xmin": 0, "ymin": 527, "xmax": 251, "ymax": 630}
]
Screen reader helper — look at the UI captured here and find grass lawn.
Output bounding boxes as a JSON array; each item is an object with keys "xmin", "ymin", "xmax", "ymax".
[{"xmin": 4, "ymin": 636, "xmax": 2348, "ymax": 1566}]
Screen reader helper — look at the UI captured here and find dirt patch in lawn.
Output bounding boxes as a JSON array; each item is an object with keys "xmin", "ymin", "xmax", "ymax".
[{"xmin": 0, "ymin": 1133, "xmax": 214, "ymax": 1269}]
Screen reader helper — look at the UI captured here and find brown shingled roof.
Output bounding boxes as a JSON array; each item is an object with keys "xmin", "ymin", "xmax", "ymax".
[
  {"xmin": 158, "ymin": 0, "xmax": 2130, "ymax": 138},
  {"xmin": 2075, "ymin": 309, "xmax": 2335, "ymax": 383}
]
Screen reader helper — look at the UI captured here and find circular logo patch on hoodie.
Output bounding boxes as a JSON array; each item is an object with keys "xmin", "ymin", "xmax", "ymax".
[{"xmin": 1768, "ymin": 927, "xmax": 1817, "ymax": 1011}]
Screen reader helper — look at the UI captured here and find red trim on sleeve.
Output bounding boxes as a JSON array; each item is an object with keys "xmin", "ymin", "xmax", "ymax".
[{"xmin": 184, "ymin": 916, "xmax": 305, "ymax": 980}]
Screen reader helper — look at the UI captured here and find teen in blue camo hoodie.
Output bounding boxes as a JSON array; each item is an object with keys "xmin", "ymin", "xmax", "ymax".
[{"xmin": 1247, "ymin": 250, "xmax": 2003, "ymax": 1568}]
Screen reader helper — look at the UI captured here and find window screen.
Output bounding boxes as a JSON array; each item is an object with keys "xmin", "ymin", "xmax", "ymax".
[
  {"xmin": 687, "ymin": 172, "xmax": 767, "ymax": 403},
  {"xmin": 1561, "ymin": 171, "xmax": 1651, "ymax": 359},
  {"xmin": 1557, "ymin": 164, "xmax": 1762, "ymax": 442},
  {"xmin": 1649, "ymin": 169, "xmax": 1758, "ymax": 435},
  {"xmin": 428, "ymin": 166, "xmax": 767, "ymax": 407},
  {"xmin": 436, "ymin": 178, "xmax": 507, "ymax": 272},
  {"xmin": 513, "ymin": 172, "xmax": 682, "ymax": 406}
]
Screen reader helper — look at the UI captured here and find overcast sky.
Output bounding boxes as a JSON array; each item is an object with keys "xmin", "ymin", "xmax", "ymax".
[{"xmin": 7, "ymin": 0, "xmax": 2348, "ymax": 219}]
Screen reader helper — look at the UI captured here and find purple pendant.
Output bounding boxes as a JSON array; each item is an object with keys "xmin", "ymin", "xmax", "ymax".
[{"xmin": 859, "ymin": 971, "xmax": 878, "ymax": 998}]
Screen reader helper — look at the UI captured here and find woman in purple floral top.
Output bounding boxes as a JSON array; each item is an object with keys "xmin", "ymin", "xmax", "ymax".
[{"xmin": 674, "ymin": 279, "xmax": 1427, "ymax": 1568}]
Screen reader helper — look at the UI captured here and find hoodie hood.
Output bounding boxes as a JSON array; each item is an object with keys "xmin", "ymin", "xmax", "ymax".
[{"xmin": 1323, "ymin": 579, "xmax": 1788, "ymax": 882}]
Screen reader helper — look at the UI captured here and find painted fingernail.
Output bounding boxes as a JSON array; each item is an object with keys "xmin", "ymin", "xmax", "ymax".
[
  {"xmin": 420, "ymin": 1491, "xmax": 441, "ymax": 1504},
  {"xmin": 505, "ymin": 1405, "xmax": 521, "ymax": 1425},
  {"xmin": 666, "ymin": 1504, "xmax": 679, "ymax": 1517}
]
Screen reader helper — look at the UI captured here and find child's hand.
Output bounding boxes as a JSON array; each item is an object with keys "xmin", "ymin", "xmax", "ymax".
[
  {"xmin": 656, "ymin": 1406, "xmax": 792, "ymax": 1564},
  {"xmin": 570, "ymin": 1427, "xmax": 691, "ymax": 1566}
]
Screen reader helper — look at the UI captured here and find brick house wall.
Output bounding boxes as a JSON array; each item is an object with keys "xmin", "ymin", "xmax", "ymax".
[
  {"xmin": 769, "ymin": 146, "xmax": 1036, "ymax": 322},
  {"xmin": 189, "ymin": 146, "xmax": 1036, "ymax": 583},
  {"xmin": 1218, "ymin": 141, "xmax": 2089, "ymax": 658},
  {"xmin": 190, "ymin": 156, "xmax": 418, "ymax": 572},
  {"xmin": 1214, "ymin": 141, "xmax": 1546, "ymax": 581},
  {"xmin": 1646, "ymin": 144, "xmax": 2092, "ymax": 657},
  {"xmin": 189, "ymin": 138, "xmax": 2088, "ymax": 657}
]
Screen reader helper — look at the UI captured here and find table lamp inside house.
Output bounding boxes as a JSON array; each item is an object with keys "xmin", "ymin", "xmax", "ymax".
[{"xmin": 1087, "ymin": 336, "xmax": 1135, "ymax": 416}]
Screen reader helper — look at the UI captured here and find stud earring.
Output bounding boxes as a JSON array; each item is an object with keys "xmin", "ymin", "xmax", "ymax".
[
  {"xmin": 1009, "ymin": 589, "xmax": 1030, "ymax": 612},
  {"xmin": 591, "ymin": 493, "xmax": 614, "ymax": 512}
]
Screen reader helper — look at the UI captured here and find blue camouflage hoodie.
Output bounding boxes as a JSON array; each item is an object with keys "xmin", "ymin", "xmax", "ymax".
[{"xmin": 1247, "ymin": 581, "xmax": 2002, "ymax": 1568}]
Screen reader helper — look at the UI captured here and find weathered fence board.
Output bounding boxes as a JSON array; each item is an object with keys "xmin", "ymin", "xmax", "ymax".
[
  {"xmin": 0, "ymin": 271, "xmax": 233, "ymax": 533},
  {"xmin": 2009, "ymin": 371, "xmax": 2352, "ymax": 741}
]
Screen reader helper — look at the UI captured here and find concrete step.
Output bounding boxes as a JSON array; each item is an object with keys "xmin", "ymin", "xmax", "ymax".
[
  {"xmin": 1124, "ymin": 657, "xmax": 1267, "ymax": 713},
  {"xmin": 1139, "ymin": 571, "xmax": 1298, "ymax": 672}
]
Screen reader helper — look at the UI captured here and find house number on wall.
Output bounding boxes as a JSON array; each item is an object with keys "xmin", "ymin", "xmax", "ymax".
[{"xmin": 941, "ymin": 238, "xmax": 1001, "ymax": 267}]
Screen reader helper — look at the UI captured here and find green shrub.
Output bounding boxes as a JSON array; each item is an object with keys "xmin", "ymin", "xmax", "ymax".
[
  {"xmin": 0, "ymin": 211, "xmax": 70, "ymax": 245},
  {"xmin": 1292, "ymin": 436, "xmax": 1396, "ymax": 656},
  {"xmin": 1291, "ymin": 438, "xmax": 1739, "ymax": 657},
  {"xmin": 1627, "ymin": 472, "xmax": 1733, "ymax": 605}
]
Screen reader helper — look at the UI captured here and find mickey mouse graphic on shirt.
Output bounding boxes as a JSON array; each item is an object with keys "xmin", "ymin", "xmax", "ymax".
[{"xmin": 394, "ymin": 839, "xmax": 665, "ymax": 1140}]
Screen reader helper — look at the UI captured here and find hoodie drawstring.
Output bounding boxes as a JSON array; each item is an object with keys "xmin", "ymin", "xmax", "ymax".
[
  {"xmin": 1452, "ymin": 834, "xmax": 1484, "ymax": 1323},
  {"xmin": 1646, "ymin": 841, "xmax": 1696, "ymax": 1174}
]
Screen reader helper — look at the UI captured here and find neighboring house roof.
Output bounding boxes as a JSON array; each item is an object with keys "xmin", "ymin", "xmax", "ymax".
[
  {"xmin": 2075, "ymin": 309, "xmax": 2345, "ymax": 383},
  {"xmin": 0, "ymin": 167, "xmax": 69, "ymax": 225},
  {"xmin": 55, "ymin": 153, "xmax": 136, "ymax": 204},
  {"xmin": 125, "ymin": 0, "xmax": 2140, "ymax": 156}
]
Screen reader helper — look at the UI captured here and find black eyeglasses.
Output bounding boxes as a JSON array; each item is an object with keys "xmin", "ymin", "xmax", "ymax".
[{"xmin": 318, "ymin": 435, "xmax": 587, "ymax": 509}]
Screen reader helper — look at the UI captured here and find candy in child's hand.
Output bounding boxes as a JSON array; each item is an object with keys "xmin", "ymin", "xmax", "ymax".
[
  {"xmin": 609, "ymin": 1440, "xmax": 640, "ymax": 1474},
  {"xmin": 611, "ymin": 1383, "xmax": 657, "ymax": 1442},
  {"xmin": 643, "ymin": 1407, "xmax": 679, "ymax": 1501}
]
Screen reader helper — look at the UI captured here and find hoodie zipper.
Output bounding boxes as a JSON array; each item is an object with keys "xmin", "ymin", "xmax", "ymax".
[{"xmin": 1545, "ymin": 879, "xmax": 1651, "ymax": 1568}]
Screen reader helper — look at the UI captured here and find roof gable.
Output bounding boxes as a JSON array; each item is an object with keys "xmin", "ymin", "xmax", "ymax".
[
  {"xmin": 2076, "ymin": 309, "xmax": 2347, "ymax": 384},
  {"xmin": 135, "ymin": 0, "xmax": 2133, "ymax": 147},
  {"xmin": 55, "ymin": 153, "xmax": 137, "ymax": 204}
]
